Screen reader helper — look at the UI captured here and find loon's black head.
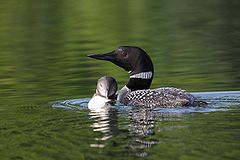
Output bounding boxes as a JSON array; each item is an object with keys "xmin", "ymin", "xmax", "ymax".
[
  {"xmin": 88, "ymin": 46, "xmax": 154, "ymax": 75},
  {"xmin": 88, "ymin": 46, "xmax": 154, "ymax": 91}
]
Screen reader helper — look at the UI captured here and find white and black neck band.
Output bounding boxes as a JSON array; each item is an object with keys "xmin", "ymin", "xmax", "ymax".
[{"xmin": 130, "ymin": 71, "xmax": 153, "ymax": 79}]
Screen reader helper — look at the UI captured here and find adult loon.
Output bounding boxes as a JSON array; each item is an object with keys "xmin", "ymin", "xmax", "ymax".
[
  {"xmin": 88, "ymin": 46, "xmax": 207, "ymax": 108},
  {"xmin": 88, "ymin": 76, "xmax": 118, "ymax": 109}
]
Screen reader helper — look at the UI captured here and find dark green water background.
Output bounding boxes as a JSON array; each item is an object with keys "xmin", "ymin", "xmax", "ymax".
[{"xmin": 0, "ymin": 0, "xmax": 239, "ymax": 160}]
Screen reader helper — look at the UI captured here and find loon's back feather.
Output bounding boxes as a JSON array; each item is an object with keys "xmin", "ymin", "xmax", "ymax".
[{"xmin": 122, "ymin": 87, "xmax": 206, "ymax": 108}]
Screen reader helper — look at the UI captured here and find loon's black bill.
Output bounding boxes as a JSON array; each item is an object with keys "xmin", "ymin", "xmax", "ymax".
[{"xmin": 88, "ymin": 51, "xmax": 114, "ymax": 61}]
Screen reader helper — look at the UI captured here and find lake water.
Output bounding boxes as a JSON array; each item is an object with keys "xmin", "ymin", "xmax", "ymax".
[{"xmin": 0, "ymin": 0, "xmax": 239, "ymax": 160}]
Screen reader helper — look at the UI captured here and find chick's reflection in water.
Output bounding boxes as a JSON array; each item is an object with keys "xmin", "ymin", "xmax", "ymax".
[
  {"xmin": 89, "ymin": 106, "xmax": 119, "ymax": 148},
  {"xmin": 88, "ymin": 76, "xmax": 118, "ymax": 148}
]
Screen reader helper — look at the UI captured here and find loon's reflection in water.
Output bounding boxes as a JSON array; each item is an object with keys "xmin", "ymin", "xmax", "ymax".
[
  {"xmin": 127, "ymin": 107, "xmax": 188, "ymax": 157},
  {"xmin": 88, "ymin": 103, "xmax": 187, "ymax": 157},
  {"xmin": 127, "ymin": 107, "xmax": 158, "ymax": 157}
]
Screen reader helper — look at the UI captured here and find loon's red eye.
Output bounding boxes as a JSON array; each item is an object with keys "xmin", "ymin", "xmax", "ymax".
[{"xmin": 121, "ymin": 52, "xmax": 127, "ymax": 57}]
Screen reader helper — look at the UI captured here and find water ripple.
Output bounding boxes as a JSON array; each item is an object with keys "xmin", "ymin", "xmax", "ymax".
[{"xmin": 50, "ymin": 91, "xmax": 240, "ymax": 113}]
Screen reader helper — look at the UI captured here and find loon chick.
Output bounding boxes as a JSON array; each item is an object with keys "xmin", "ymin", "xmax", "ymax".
[
  {"xmin": 88, "ymin": 76, "xmax": 118, "ymax": 109},
  {"xmin": 88, "ymin": 46, "xmax": 207, "ymax": 108}
]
